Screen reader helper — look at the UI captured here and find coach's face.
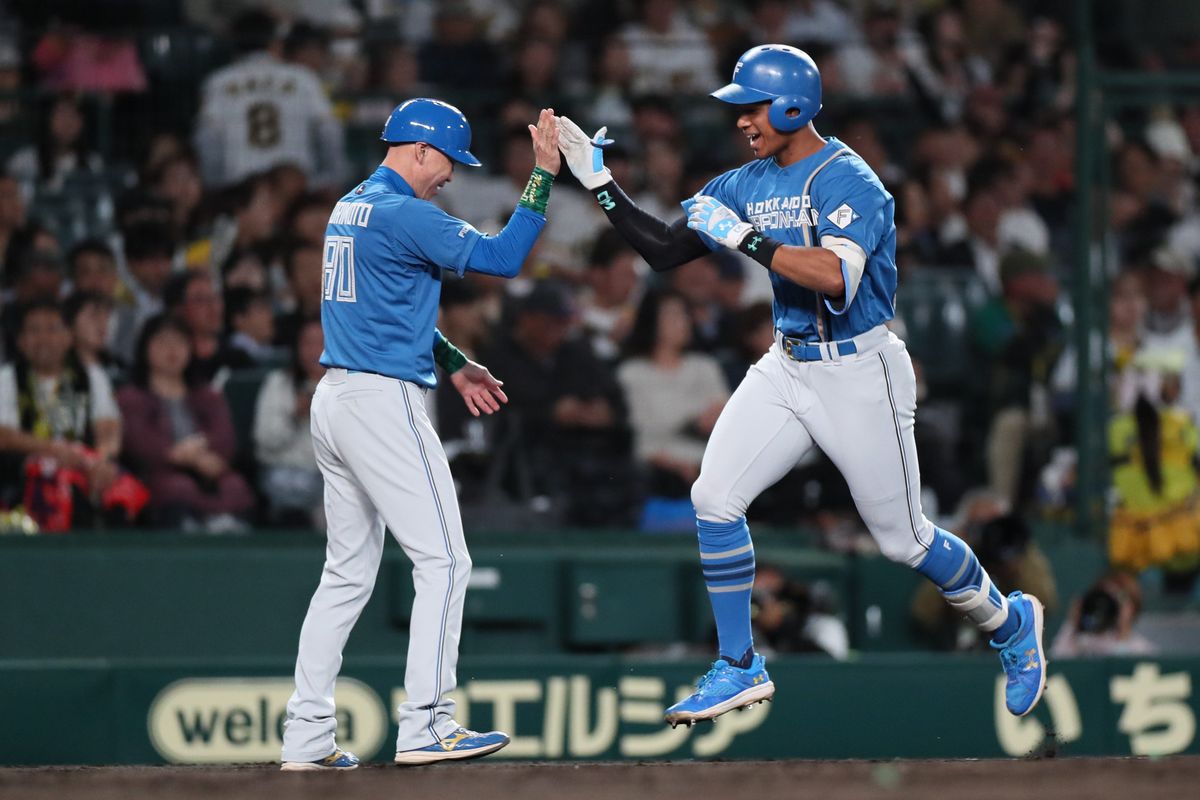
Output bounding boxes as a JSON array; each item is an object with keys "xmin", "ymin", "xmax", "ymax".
[
  {"xmin": 413, "ymin": 143, "xmax": 455, "ymax": 200},
  {"xmin": 736, "ymin": 103, "xmax": 791, "ymax": 159}
]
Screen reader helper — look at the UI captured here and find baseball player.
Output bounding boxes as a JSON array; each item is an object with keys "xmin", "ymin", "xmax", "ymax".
[
  {"xmin": 194, "ymin": 9, "xmax": 346, "ymax": 189},
  {"xmin": 556, "ymin": 45, "xmax": 1046, "ymax": 726},
  {"xmin": 280, "ymin": 99, "xmax": 560, "ymax": 770}
]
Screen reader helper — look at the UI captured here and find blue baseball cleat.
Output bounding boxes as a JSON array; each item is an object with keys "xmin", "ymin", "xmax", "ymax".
[
  {"xmin": 280, "ymin": 748, "xmax": 360, "ymax": 771},
  {"xmin": 664, "ymin": 653, "xmax": 775, "ymax": 727},
  {"xmin": 393, "ymin": 727, "xmax": 510, "ymax": 765},
  {"xmin": 991, "ymin": 591, "xmax": 1047, "ymax": 717}
]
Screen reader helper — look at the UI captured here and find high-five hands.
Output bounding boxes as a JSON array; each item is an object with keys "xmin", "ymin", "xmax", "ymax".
[
  {"xmin": 528, "ymin": 108, "xmax": 561, "ymax": 175},
  {"xmin": 555, "ymin": 115, "xmax": 614, "ymax": 190}
]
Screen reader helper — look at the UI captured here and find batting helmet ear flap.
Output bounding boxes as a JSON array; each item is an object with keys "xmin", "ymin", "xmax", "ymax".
[{"xmin": 768, "ymin": 94, "xmax": 821, "ymax": 133}]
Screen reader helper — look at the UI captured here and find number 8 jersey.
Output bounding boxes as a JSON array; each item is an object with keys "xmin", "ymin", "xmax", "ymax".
[{"xmin": 194, "ymin": 52, "xmax": 346, "ymax": 189}]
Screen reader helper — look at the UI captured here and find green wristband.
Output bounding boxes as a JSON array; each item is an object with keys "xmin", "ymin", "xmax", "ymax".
[
  {"xmin": 433, "ymin": 333, "xmax": 469, "ymax": 374},
  {"xmin": 518, "ymin": 166, "xmax": 555, "ymax": 215}
]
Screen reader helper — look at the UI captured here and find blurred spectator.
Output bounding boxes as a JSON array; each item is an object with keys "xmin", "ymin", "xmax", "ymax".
[
  {"xmin": 116, "ymin": 314, "xmax": 254, "ymax": 530},
  {"xmin": 939, "ymin": 183, "xmax": 1005, "ymax": 292},
  {"xmin": 668, "ymin": 255, "xmax": 733, "ymax": 354},
  {"xmin": 1108, "ymin": 349, "xmax": 1200, "ymax": 590},
  {"xmin": 222, "ymin": 249, "xmax": 270, "ymax": 292},
  {"xmin": 999, "ymin": 17, "xmax": 1075, "ymax": 119},
  {"xmin": 506, "ymin": 38, "xmax": 570, "ymax": 112},
  {"xmin": 618, "ymin": 0, "xmax": 719, "ymax": 95},
  {"xmin": 63, "ymin": 290, "xmax": 121, "ymax": 380},
  {"xmin": 208, "ymin": 174, "xmax": 284, "ymax": 277},
  {"xmin": 585, "ymin": 36, "xmax": 635, "ymax": 131},
  {"xmin": 752, "ymin": 564, "xmax": 849, "ymax": 659},
  {"xmin": 163, "ymin": 270, "xmax": 243, "ymax": 385},
  {"xmin": 30, "ymin": 25, "xmax": 147, "ymax": 92},
  {"xmin": 193, "ymin": 9, "xmax": 346, "ymax": 190},
  {"xmin": 1025, "ymin": 121, "xmax": 1074, "ymax": 244},
  {"xmin": 6, "ymin": 93, "xmax": 103, "ymax": 195},
  {"xmin": 113, "ymin": 221, "xmax": 175, "ymax": 363},
  {"xmin": 416, "ymin": 1, "xmax": 501, "ymax": 93},
  {"xmin": 1051, "ymin": 572, "xmax": 1156, "ymax": 658},
  {"xmin": 961, "ymin": 0, "xmax": 1027, "ymax": 72},
  {"xmin": 283, "ymin": 21, "xmax": 331, "ymax": 77},
  {"xmin": 1183, "ymin": 276, "xmax": 1200, "ymax": 425},
  {"xmin": 0, "ymin": 38, "xmax": 21, "ymax": 127},
  {"xmin": 969, "ymin": 249, "xmax": 1064, "ymax": 508},
  {"xmin": 836, "ymin": 5, "xmax": 911, "ymax": 99},
  {"xmin": 283, "ymin": 192, "xmax": 331, "ymax": 247},
  {"xmin": 253, "ymin": 316, "xmax": 324, "ymax": 528},
  {"xmin": 482, "ymin": 281, "xmax": 634, "ymax": 525},
  {"xmin": 439, "ymin": 127, "xmax": 603, "ymax": 275},
  {"xmin": 0, "ymin": 301, "xmax": 122, "ymax": 509},
  {"xmin": 718, "ymin": 301, "xmax": 774, "ymax": 390},
  {"xmin": 275, "ymin": 241, "xmax": 323, "ymax": 347},
  {"xmin": 224, "ymin": 287, "xmax": 280, "ymax": 365},
  {"xmin": 434, "ymin": 280, "xmax": 491, "ymax": 460},
  {"xmin": 783, "ymin": 0, "xmax": 859, "ymax": 46},
  {"xmin": 633, "ymin": 137, "xmax": 688, "ymax": 221},
  {"xmin": 1141, "ymin": 247, "xmax": 1195, "ymax": 355},
  {"xmin": 838, "ymin": 115, "xmax": 905, "ymax": 187},
  {"xmin": 0, "ymin": 173, "xmax": 27, "ymax": 269},
  {"xmin": 149, "ymin": 152, "xmax": 205, "ymax": 243},
  {"xmin": 579, "ymin": 229, "xmax": 642, "ymax": 362},
  {"xmin": 2, "ymin": 249, "xmax": 66, "ymax": 354},
  {"xmin": 912, "ymin": 513, "xmax": 1057, "ymax": 651},
  {"xmin": 904, "ymin": 6, "xmax": 991, "ymax": 124},
  {"xmin": 617, "ymin": 288, "xmax": 728, "ymax": 498}
]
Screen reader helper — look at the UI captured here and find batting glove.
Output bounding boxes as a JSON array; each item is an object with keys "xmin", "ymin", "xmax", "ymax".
[
  {"xmin": 686, "ymin": 195, "xmax": 755, "ymax": 251},
  {"xmin": 557, "ymin": 115, "xmax": 615, "ymax": 191}
]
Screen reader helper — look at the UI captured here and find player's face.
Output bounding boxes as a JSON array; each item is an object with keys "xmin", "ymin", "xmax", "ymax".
[
  {"xmin": 415, "ymin": 144, "xmax": 455, "ymax": 200},
  {"xmin": 735, "ymin": 103, "xmax": 787, "ymax": 159}
]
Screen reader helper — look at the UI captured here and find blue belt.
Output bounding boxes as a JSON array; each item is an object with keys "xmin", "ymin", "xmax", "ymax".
[{"xmin": 780, "ymin": 336, "xmax": 857, "ymax": 362}]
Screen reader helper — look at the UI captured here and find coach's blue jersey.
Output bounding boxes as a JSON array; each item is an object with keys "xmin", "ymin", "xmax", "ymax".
[
  {"xmin": 687, "ymin": 137, "xmax": 896, "ymax": 341},
  {"xmin": 319, "ymin": 166, "xmax": 481, "ymax": 387}
]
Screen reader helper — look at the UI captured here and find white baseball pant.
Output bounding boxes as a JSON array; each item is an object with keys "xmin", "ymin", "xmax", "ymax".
[
  {"xmin": 282, "ymin": 368, "xmax": 470, "ymax": 761},
  {"xmin": 691, "ymin": 325, "xmax": 934, "ymax": 567}
]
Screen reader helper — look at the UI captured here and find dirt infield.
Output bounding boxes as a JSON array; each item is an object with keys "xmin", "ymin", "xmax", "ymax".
[{"xmin": 2, "ymin": 758, "xmax": 1198, "ymax": 800}]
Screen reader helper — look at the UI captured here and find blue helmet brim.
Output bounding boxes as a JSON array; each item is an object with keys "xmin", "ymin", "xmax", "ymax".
[
  {"xmin": 710, "ymin": 83, "xmax": 777, "ymax": 105},
  {"xmin": 449, "ymin": 149, "xmax": 482, "ymax": 167}
]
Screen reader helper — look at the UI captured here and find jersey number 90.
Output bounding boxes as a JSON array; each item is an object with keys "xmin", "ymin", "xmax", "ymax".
[{"xmin": 323, "ymin": 235, "xmax": 357, "ymax": 303}]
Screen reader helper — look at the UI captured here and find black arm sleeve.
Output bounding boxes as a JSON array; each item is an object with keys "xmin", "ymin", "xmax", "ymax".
[{"xmin": 589, "ymin": 180, "xmax": 711, "ymax": 272}]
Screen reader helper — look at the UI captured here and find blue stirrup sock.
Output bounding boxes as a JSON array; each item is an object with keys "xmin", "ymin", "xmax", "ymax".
[
  {"xmin": 697, "ymin": 516, "xmax": 756, "ymax": 667},
  {"xmin": 917, "ymin": 527, "xmax": 1020, "ymax": 642}
]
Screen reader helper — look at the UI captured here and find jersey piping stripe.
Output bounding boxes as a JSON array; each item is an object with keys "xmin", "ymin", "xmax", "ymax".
[
  {"xmin": 399, "ymin": 382, "xmax": 457, "ymax": 742},
  {"xmin": 878, "ymin": 351, "xmax": 930, "ymax": 551},
  {"xmin": 798, "ymin": 148, "xmax": 852, "ymax": 342}
]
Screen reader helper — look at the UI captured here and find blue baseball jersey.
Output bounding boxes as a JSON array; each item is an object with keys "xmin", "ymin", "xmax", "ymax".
[
  {"xmin": 319, "ymin": 166, "xmax": 487, "ymax": 387},
  {"xmin": 686, "ymin": 137, "xmax": 897, "ymax": 341}
]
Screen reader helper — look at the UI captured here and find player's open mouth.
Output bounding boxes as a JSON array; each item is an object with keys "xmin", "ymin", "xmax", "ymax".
[{"xmin": 747, "ymin": 133, "xmax": 761, "ymax": 147}]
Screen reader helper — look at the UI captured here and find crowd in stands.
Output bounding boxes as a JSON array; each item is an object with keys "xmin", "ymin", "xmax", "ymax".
[{"xmin": 0, "ymin": 0, "xmax": 1196, "ymax": 595}]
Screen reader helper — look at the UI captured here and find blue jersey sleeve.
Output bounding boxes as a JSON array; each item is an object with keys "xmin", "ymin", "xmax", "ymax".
[
  {"xmin": 680, "ymin": 169, "xmax": 743, "ymax": 252},
  {"xmin": 386, "ymin": 199, "xmax": 481, "ymax": 277},
  {"xmin": 813, "ymin": 163, "xmax": 891, "ymax": 256}
]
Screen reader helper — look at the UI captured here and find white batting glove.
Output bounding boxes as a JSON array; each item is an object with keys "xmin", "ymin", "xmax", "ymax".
[
  {"xmin": 556, "ymin": 115, "xmax": 614, "ymax": 191},
  {"xmin": 686, "ymin": 195, "xmax": 754, "ymax": 250}
]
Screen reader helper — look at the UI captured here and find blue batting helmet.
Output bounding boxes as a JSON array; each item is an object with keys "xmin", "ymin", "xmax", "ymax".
[
  {"xmin": 380, "ymin": 98, "xmax": 482, "ymax": 167},
  {"xmin": 711, "ymin": 44, "xmax": 822, "ymax": 133}
]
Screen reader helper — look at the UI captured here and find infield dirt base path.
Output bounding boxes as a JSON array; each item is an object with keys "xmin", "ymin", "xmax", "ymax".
[{"xmin": 2, "ymin": 757, "xmax": 1196, "ymax": 800}]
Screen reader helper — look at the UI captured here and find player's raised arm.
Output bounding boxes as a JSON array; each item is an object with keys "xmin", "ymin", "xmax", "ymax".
[
  {"xmin": 453, "ymin": 109, "xmax": 561, "ymax": 279},
  {"xmin": 556, "ymin": 115, "xmax": 709, "ymax": 272},
  {"xmin": 684, "ymin": 192, "xmax": 846, "ymax": 299}
]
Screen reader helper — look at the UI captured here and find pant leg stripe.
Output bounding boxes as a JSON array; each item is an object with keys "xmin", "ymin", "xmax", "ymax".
[
  {"xmin": 878, "ymin": 352, "xmax": 929, "ymax": 551},
  {"xmin": 400, "ymin": 382, "xmax": 455, "ymax": 743}
]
